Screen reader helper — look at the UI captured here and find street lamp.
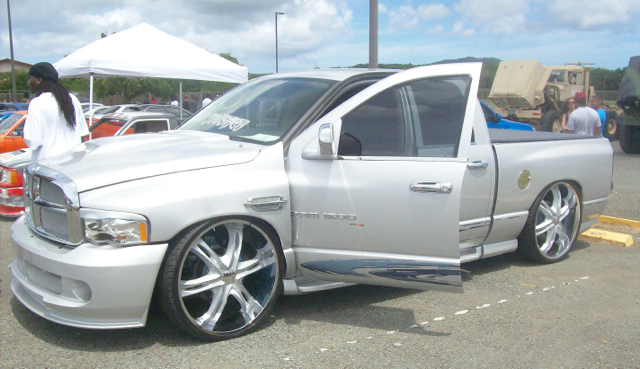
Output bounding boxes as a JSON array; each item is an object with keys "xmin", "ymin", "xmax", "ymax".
[
  {"xmin": 6, "ymin": 0, "xmax": 17, "ymax": 102},
  {"xmin": 275, "ymin": 12, "xmax": 284, "ymax": 73}
]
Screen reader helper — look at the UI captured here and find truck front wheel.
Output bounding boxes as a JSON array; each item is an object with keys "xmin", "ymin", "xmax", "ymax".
[
  {"xmin": 159, "ymin": 217, "xmax": 284, "ymax": 341},
  {"xmin": 540, "ymin": 110, "xmax": 561, "ymax": 132},
  {"xmin": 517, "ymin": 182, "xmax": 581, "ymax": 264},
  {"xmin": 619, "ymin": 124, "xmax": 640, "ymax": 154}
]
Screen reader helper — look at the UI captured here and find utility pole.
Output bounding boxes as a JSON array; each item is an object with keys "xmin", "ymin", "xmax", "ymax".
[
  {"xmin": 275, "ymin": 12, "xmax": 284, "ymax": 73},
  {"xmin": 7, "ymin": 0, "xmax": 17, "ymax": 101},
  {"xmin": 369, "ymin": 0, "xmax": 378, "ymax": 69}
]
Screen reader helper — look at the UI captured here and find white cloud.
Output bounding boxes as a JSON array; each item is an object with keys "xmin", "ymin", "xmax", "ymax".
[
  {"xmin": 454, "ymin": 0, "xmax": 529, "ymax": 36},
  {"xmin": 546, "ymin": 0, "xmax": 640, "ymax": 30},
  {"xmin": 451, "ymin": 21, "xmax": 476, "ymax": 37},
  {"xmin": 387, "ymin": 3, "xmax": 450, "ymax": 33},
  {"xmin": 379, "ymin": 3, "xmax": 387, "ymax": 13},
  {"xmin": 424, "ymin": 25, "xmax": 445, "ymax": 35},
  {"xmin": 416, "ymin": 4, "xmax": 451, "ymax": 22}
]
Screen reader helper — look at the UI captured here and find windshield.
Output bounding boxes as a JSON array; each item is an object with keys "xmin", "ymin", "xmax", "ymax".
[
  {"xmin": 0, "ymin": 113, "xmax": 23, "ymax": 134},
  {"xmin": 179, "ymin": 77, "xmax": 336, "ymax": 143}
]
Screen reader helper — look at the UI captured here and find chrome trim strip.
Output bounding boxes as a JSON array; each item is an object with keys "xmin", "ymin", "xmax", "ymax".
[
  {"xmin": 583, "ymin": 197, "xmax": 609, "ymax": 207},
  {"xmin": 493, "ymin": 211, "xmax": 529, "ymax": 222}
]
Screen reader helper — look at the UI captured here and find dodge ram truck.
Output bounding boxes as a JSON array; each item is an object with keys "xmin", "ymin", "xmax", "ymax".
[{"xmin": 10, "ymin": 63, "xmax": 613, "ymax": 341}]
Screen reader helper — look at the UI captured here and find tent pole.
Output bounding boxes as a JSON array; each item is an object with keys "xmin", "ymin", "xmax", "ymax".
[
  {"xmin": 89, "ymin": 73, "xmax": 94, "ymax": 139},
  {"xmin": 179, "ymin": 80, "xmax": 183, "ymax": 120}
]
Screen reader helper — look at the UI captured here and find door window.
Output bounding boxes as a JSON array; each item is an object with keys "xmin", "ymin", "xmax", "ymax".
[
  {"xmin": 338, "ymin": 76, "xmax": 470, "ymax": 158},
  {"xmin": 125, "ymin": 119, "xmax": 169, "ymax": 134}
]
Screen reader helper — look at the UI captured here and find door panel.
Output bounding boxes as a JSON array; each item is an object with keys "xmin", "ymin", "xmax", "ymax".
[{"xmin": 288, "ymin": 63, "xmax": 482, "ymax": 292}]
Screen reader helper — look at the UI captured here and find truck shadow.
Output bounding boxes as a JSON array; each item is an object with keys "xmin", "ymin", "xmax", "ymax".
[{"xmin": 10, "ymin": 240, "xmax": 591, "ymax": 350}]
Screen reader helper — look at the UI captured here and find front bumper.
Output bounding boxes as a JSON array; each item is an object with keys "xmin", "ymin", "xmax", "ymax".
[{"xmin": 10, "ymin": 216, "xmax": 168, "ymax": 329}]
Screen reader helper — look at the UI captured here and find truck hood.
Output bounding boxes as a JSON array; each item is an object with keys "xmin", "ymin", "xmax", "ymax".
[{"xmin": 39, "ymin": 131, "xmax": 261, "ymax": 192}]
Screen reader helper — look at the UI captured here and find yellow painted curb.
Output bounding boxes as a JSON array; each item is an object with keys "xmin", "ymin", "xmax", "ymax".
[
  {"xmin": 581, "ymin": 229, "xmax": 634, "ymax": 247},
  {"xmin": 598, "ymin": 215, "xmax": 640, "ymax": 229}
]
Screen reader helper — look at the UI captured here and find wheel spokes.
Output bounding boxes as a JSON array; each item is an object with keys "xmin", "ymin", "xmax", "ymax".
[
  {"xmin": 534, "ymin": 183, "xmax": 580, "ymax": 259},
  {"xmin": 180, "ymin": 274, "xmax": 225, "ymax": 298},
  {"xmin": 236, "ymin": 244, "xmax": 276, "ymax": 279},
  {"xmin": 196, "ymin": 285, "xmax": 231, "ymax": 331},
  {"xmin": 222, "ymin": 223, "xmax": 245, "ymax": 271},
  {"xmin": 229, "ymin": 283, "xmax": 265, "ymax": 325}
]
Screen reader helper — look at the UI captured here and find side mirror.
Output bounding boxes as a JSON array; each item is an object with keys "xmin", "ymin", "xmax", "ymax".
[
  {"xmin": 318, "ymin": 123, "xmax": 333, "ymax": 155},
  {"xmin": 496, "ymin": 113, "xmax": 502, "ymax": 123}
]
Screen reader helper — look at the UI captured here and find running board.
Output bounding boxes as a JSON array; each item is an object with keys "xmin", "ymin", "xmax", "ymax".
[{"xmin": 282, "ymin": 277, "xmax": 354, "ymax": 295}]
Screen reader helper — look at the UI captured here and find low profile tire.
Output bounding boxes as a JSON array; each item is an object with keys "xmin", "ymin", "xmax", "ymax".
[
  {"xmin": 618, "ymin": 124, "xmax": 640, "ymax": 154},
  {"xmin": 160, "ymin": 217, "xmax": 284, "ymax": 341},
  {"xmin": 540, "ymin": 110, "xmax": 561, "ymax": 132},
  {"xmin": 517, "ymin": 182, "xmax": 581, "ymax": 264}
]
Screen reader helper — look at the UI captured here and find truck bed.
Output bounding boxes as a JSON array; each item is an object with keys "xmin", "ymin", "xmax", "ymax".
[{"xmin": 488, "ymin": 129, "xmax": 598, "ymax": 144}]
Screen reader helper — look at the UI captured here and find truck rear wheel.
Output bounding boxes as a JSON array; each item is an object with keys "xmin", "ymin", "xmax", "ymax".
[
  {"xmin": 159, "ymin": 217, "xmax": 284, "ymax": 341},
  {"xmin": 619, "ymin": 124, "xmax": 640, "ymax": 154},
  {"xmin": 541, "ymin": 110, "xmax": 561, "ymax": 132},
  {"xmin": 517, "ymin": 181, "xmax": 581, "ymax": 264}
]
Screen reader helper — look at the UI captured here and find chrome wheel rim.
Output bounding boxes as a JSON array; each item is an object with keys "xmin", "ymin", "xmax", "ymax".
[
  {"xmin": 534, "ymin": 183, "xmax": 580, "ymax": 259},
  {"xmin": 178, "ymin": 220, "xmax": 278, "ymax": 334}
]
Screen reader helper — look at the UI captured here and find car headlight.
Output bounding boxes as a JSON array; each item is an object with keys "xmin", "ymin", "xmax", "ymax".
[{"xmin": 80, "ymin": 209, "xmax": 149, "ymax": 246}]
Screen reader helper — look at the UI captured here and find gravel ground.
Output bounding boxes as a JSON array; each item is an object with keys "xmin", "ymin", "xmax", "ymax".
[{"xmin": 1, "ymin": 141, "xmax": 638, "ymax": 368}]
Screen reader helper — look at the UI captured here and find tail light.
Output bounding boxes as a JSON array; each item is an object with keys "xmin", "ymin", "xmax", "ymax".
[{"xmin": 0, "ymin": 166, "xmax": 23, "ymax": 187}]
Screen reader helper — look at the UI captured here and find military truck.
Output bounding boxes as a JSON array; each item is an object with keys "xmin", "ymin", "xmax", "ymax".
[
  {"xmin": 488, "ymin": 59, "xmax": 614, "ymax": 134},
  {"xmin": 616, "ymin": 56, "xmax": 640, "ymax": 153}
]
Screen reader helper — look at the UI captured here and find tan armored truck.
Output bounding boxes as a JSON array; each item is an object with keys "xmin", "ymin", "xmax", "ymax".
[{"xmin": 489, "ymin": 59, "xmax": 596, "ymax": 132}]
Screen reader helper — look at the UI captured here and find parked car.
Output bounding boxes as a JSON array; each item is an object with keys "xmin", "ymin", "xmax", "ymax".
[
  {"xmin": 0, "ymin": 148, "xmax": 30, "ymax": 217},
  {"xmin": 90, "ymin": 111, "xmax": 179, "ymax": 139},
  {"xmin": 481, "ymin": 101, "xmax": 535, "ymax": 131},
  {"xmin": 9, "ymin": 64, "xmax": 613, "ymax": 342},
  {"xmin": 123, "ymin": 104, "xmax": 193, "ymax": 122},
  {"xmin": 84, "ymin": 104, "xmax": 138, "ymax": 126},
  {"xmin": 0, "ymin": 111, "xmax": 28, "ymax": 154},
  {"xmin": 0, "ymin": 102, "xmax": 29, "ymax": 116},
  {"xmin": 81, "ymin": 102, "xmax": 105, "ymax": 112}
]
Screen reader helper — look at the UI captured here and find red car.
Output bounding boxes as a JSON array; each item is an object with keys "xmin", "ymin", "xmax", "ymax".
[
  {"xmin": 0, "ymin": 148, "xmax": 29, "ymax": 217},
  {"xmin": 0, "ymin": 111, "xmax": 28, "ymax": 154}
]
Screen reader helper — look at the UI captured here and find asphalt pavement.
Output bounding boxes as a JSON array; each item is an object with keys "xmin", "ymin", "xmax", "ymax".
[{"xmin": 0, "ymin": 141, "xmax": 638, "ymax": 368}]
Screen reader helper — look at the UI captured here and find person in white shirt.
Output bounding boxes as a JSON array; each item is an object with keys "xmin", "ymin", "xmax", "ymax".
[
  {"xmin": 564, "ymin": 92, "xmax": 601, "ymax": 136},
  {"xmin": 202, "ymin": 93, "xmax": 212, "ymax": 108},
  {"xmin": 170, "ymin": 94, "xmax": 179, "ymax": 106},
  {"xmin": 23, "ymin": 62, "xmax": 89, "ymax": 162}
]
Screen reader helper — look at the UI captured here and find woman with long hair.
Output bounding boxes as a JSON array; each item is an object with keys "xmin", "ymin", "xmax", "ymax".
[
  {"xmin": 561, "ymin": 98, "xmax": 576, "ymax": 132},
  {"xmin": 23, "ymin": 62, "xmax": 89, "ymax": 162}
]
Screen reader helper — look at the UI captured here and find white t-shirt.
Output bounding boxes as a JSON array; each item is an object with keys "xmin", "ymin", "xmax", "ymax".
[
  {"xmin": 170, "ymin": 100, "xmax": 179, "ymax": 106},
  {"xmin": 24, "ymin": 92, "xmax": 89, "ymax": 162},
  {"xmin": 202, "ymin": 97, "xmax": 212, "ymax": 107},
  {"xmin": 565, "ymin": 106, "xmax": 601, "ymax": 136}
]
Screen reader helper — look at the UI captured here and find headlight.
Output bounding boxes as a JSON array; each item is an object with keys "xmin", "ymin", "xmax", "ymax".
[{"xmin": 81, "ymin": 209, "xmax": 149, "ymax": 246}]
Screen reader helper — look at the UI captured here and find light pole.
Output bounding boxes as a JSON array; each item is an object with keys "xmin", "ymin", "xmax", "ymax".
[
  {"xmin": 6, "ymin": 0, "xmax": 17, "ymax": 102},
  {"xmin": 275, "ymin": 12, "xmax": 284, "ymax": 73}
]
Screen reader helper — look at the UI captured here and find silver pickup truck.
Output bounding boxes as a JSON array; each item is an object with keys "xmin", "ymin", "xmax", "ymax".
[{"xmin": 10, "ymin": 63, "xmax": 613, "ymax": 341}]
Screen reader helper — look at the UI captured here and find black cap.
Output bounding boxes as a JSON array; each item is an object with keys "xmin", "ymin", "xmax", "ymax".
[{"xmin": 28, "ymin": 62, "xmax": 59, "ymax": 82}]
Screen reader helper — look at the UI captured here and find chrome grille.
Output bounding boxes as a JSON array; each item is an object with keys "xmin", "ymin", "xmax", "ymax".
[
  {"xmin": 40, "ymin": 207, "xmax": 70, "ymax": 239},
  {"xmin": 24, "ymin": 164, "xmax": 83, "ymax": 246},
  {"xmin": 40, "ymin": 178, "xmax": 66, "ymax": 205}
]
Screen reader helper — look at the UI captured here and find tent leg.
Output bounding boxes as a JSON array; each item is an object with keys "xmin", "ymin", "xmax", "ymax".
[
  {"xmin": 179, "ymin": 80, "xmax": 183, "ymax": 120},
  {"xmin": 89, "ymin": 73, "xmax": 94, "ymax": 139}
]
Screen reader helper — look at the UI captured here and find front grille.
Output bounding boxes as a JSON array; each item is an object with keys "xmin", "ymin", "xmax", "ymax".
[
  {"xmin": 24, "ymin": 164, "xmax": 82, "ymax": 246},
  {"xmin": 40, "ymin": 178, "xmax": 66, "ymax": 204},
  {"xmin": 40, "ymin": 207, "xmax": 70, "ymax": 239}
]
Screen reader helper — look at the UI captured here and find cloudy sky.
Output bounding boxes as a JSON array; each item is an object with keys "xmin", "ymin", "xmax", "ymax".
[{"xmin": 1, "ymin": 0, "xmax": 638, "ymax": 74}]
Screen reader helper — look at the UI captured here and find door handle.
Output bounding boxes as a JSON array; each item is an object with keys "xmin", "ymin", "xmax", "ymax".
[
  {"xmin": 410, "ymin": 182, "xmax": 452, "ymax": 194},
  {"xmin": 467, "ymin": 160, "xmax": 488, "ymax": 170}
]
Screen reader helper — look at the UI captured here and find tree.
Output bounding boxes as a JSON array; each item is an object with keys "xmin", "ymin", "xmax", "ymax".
[{"xmin": 219, "ymin": 52, "xmax": 241, "ymax": 66}]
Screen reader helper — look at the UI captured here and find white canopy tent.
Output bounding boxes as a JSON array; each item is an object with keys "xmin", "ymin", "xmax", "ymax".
[{"xmin": 53, "ymin": 23, "xmax": 248, "ymax": 121}]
